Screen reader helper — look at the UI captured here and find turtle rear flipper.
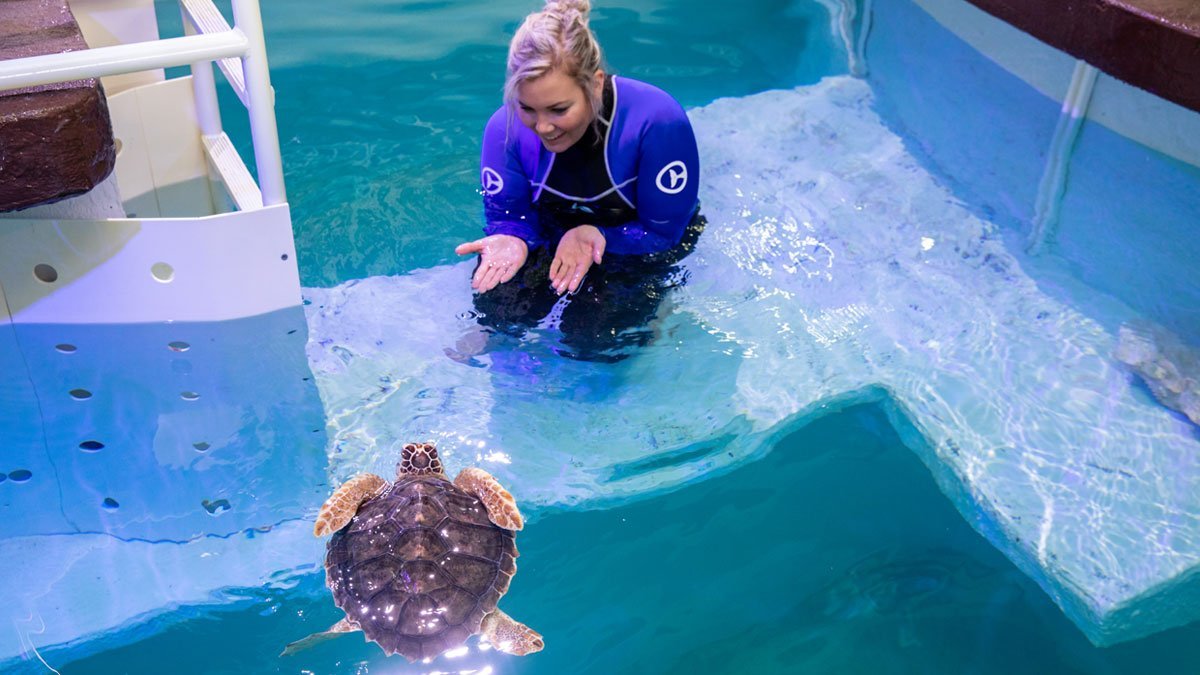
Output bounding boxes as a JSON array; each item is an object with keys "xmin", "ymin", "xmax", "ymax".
[
  {"xmin": 280, "ymin": 617, "xmax": 359, "ymax": 656},
  {"xmin": 314, "ymin": 473, "xmax": 389, "ymax": 536},
  {"xmin": 454, "ymin": 467, "xmax": 523, "ymax": 530},
  {"xmin": 481, "ymin": 609, "xmax": 543, "ymax": 655}
]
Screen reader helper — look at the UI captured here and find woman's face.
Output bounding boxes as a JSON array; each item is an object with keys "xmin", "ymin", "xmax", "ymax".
[{"xmin": 516, "ymin": 68, "xmax": 603, "ymax": 153}]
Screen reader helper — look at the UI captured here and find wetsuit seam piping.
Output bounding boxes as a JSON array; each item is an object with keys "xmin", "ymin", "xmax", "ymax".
[
  {"xmin": 532, "ymin": 177, "xmax": 636, "ymax": 203},
  {"xmin": 534, "ymin": 151, "xmax": 555, "ymax": 202},
  {"xmin": 607, "ymin": 76, "xmax": 636, "ymax": 211}
]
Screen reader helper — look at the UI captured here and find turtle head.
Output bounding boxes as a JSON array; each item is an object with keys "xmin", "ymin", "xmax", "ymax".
[{"xmin": 397, "ymin": 441, "xmax": 446, "ymax": 478}]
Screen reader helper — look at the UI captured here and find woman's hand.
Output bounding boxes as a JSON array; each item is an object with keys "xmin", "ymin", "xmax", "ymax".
[
  {"xmin": 550, "ymin": 225, "xmax": 605, "ymax": 295},
  {"xmin": 455, "ymin": 234, "xmax": 529, "ymax": 292}
]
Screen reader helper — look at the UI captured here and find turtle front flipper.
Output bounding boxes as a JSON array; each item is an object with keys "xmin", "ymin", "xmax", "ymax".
[
  {"xmin": 314, "ymin": 473, "xmax": 389, "ymax": 536},
  {"xmin": 481, "ymin": 609, "xmax": 544, "ymax": 655},
  {"xmin": 453, "ymin": 467, "xmax": 523, "ymax": 530},
  {"xmin": 280, "ymin": 617, "xmax": 359, "ymax": 656}
]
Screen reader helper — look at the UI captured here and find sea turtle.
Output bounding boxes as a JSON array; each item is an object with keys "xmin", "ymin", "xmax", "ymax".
[{"xmin": 285, "ymin": 441, "xmax": 543, "ymax": 661}]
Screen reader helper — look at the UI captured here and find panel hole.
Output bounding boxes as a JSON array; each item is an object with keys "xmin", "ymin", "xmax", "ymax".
[
  {"xmin": 80, "ymin": 440, "xmax": 105, "ymax": 452},
  {"xmin": 69, "ymin": 389, "xmax": 92, "ymax": 400},
  {"xmin": 202, "ymin": 499, "xmax": 231, "ymax": 515},
  {"xmin": 180, "ymin": 391, "xmax": 200, "ymax": 401},
  {"xmin": 33, "ymin": 264, "xmax": 58, "ymax": 283},
  {"xmin": 168, "ymin": 341, "xmax": 190, "ymax": 352},
  {"xmin": 8, "ymin": 470, "xmax": 32, "ymax": 483},
  {"xmin": 113, "ymin": 137, "xmax": 124, "ymax": 155},
  {"xmin": 151, "ymin": 262, "xmax": 174, "ymax": 283},
  {"xmin": 55, "ymin": 344, "xmax": 77, "ymax": 354},
  {"xmin": 281, "ymin": 253, "xmax": 289, "ymax": 261},
  {"xmin": 193, "ymin": 442, "xmax": 211, "ymax": 452},
  {"xmin": 102, "ymin": 497, "xmax": 120, "ymax": 510}
]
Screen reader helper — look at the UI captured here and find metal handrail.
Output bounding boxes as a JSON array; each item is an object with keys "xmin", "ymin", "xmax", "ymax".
[
  {"xmin": 0, "ymin": 32, "xmax": 245, "ymax": 89},
  {"xmin": 0, "ymin": 0, "xmax": 286, "ymax": 207}
]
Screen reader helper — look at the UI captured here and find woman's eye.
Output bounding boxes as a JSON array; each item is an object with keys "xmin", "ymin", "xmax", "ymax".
[{"xmin": 550, "ymin": 107, "xmax": 568, "ymax": 114}]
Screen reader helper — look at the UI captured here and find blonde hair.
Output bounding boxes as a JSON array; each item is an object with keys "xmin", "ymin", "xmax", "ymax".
[{"xmin": 504, "ymin": 0, "xmax": 606, "ymax": 127}]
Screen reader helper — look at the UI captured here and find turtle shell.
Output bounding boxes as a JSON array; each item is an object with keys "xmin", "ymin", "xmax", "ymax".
[{"xmin": 324, "ymin": 475, "xmax": 518, "ymax": 661}]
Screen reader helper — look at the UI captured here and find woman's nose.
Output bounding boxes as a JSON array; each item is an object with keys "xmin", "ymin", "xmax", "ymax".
[{"xmin": 535, "ymin": 118, "xmax": 555, "ymax": 135}]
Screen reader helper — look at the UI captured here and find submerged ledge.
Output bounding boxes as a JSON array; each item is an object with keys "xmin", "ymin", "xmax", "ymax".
[
  {"xmin": 302, "ymin": 77, "xmax": 1200, "ymax": 646},
  {"xmin": 963, "ymin": 0, "xmax": 1200, "ymax": 112}
]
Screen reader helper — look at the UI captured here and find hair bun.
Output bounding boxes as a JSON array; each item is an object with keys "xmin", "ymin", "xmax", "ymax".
[{"xmin": 544, "ymin": 0, "xmax": 591, "ymax": 21}]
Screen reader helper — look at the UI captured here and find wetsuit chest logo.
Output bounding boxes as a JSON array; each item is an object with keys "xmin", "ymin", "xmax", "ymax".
[
  {"xmin": 481, "ymin": 167, "xmax": 504, "ymax": 195},
  {"xmin": 656, "ymin": 161, "xmax": 688, "ymax": 194}
]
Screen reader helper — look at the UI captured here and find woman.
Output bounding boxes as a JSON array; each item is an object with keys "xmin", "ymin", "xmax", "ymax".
[{"xmin": 455, "ymin": 0, "xmax": 702, "ymax": 360}]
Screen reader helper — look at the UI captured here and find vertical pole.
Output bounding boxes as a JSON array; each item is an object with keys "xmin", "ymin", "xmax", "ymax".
[
  {"xmin": 1027, "ymin": 61, "xmax": 1099, "ymax": 255},
  {"xmin": 231, "ymin": 0, "xmax": 287, "ymax": 206},
  {"xmin": 182, "ymin": 3, "xmax": 223, "ymax": 213},
  {"xmin": 831, "ymin": 0, "xmax": 871, "ymax": 78},
  {"xmin": 852, "ymin": 0, "xmax": 873, "ymax": 77},
  {"xmin": 182, "ymin": 7, "xmax": 223, "ymax": 137}
]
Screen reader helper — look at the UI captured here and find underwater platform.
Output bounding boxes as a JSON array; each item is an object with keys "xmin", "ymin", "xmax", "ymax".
[{"xmin": 298, "ymin": 75, "xmax": 1200, "ymax": 649}]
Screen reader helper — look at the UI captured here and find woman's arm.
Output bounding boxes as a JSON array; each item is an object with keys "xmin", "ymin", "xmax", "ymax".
[
  {"xmin": 479, "ymin": 108, "xmax": 543, "ymax": 249},
  {"xmin": 457, "ymin": 108, "xmax": 537, "ymax": 292},
  {"xmin": 600, "ymin": 106, "xmax": 700, "ymax": 255}
]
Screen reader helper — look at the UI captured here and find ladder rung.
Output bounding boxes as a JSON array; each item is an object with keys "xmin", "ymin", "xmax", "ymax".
[
  {"xmin": 180, "ymin": 0, "xmax": 249, "ymax": 107},
  {"xmin": 203, "ymin": 132, "xmax": 264, "ymax": 211}
]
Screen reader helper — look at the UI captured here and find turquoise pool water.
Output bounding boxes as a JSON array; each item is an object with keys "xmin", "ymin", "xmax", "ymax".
[
  {"xmin": 47, "ymin": 405, "xmax": 1200, "ymax": 674},
  {"xmin": 189, "ymin": 0, "xmax": 848, "ymax": 288},
  {"xmin": 6, "ymin": 0, "xmax": 1200, "ymax": 672}
]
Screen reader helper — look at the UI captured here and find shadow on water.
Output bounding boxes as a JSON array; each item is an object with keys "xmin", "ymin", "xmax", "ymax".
[{"xmin": 51, "ymin": 404, "xmax": 1200, "ymax": 674}]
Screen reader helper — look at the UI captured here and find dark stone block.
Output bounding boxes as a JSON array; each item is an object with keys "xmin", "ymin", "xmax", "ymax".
[
  {"xmin": 964, "ymin": 0, "xmax": 1200, "ymax": 113},
  {"xmin": 0, "ymin": 0, "xmax": 117, "ymax": 212}
]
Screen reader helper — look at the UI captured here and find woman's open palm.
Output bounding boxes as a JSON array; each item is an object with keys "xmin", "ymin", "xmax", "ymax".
[
  {"xmin": 455, "ymin": 234, "xmax": 529, "ymax": 292},
  {"xmin": 550, "ymin": 225, "xmax": 605, "ymax": 295}
]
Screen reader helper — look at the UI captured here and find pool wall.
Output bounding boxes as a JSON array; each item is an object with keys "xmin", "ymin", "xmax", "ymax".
[
  {"xmin": 0, "ymin": 308, "xmax": 330, "ymax": 667},
  {"xmin": 868, "ymin": 0, "xmax": 1200, "ymax": 341},
  {"xmin": 862, "ymin": 0, "xmax": 1200, "ymax": 645}
]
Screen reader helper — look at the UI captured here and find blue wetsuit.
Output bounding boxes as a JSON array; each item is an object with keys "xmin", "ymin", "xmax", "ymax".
[
  {"xmin": 472, "ymin": 75, "xmax": 704, "ymax": 361},
  {"xmin": 480, "ymin": 75, "xmax": 700, "ymax": 255}
]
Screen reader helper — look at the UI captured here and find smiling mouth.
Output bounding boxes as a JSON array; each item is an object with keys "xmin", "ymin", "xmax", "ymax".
[{"xmin": 542, "ymin": 133, "xmax": 563, "ymax": 143}]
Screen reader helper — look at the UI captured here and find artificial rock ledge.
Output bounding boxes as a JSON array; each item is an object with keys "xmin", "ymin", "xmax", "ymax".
[{"xmin": 0, "ymin": 0, "xmax": 116, "ymax": 212}]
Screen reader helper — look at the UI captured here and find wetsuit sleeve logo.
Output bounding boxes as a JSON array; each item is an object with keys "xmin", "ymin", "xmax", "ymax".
[
  {"xmin": 481, "ymin": 167, "xmax": 505, "ymax": 195},
  {"xmin": 655, "ymin": 161, "xmax": 688, "ymax": 195}
]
